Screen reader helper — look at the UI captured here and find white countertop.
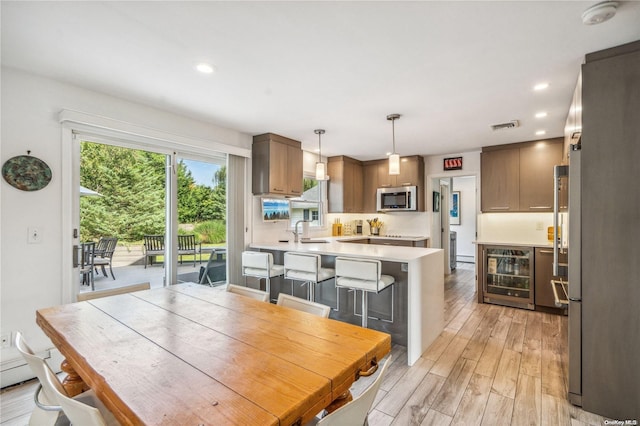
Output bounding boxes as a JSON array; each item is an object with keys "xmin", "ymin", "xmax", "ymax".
[
  {"xmin": 352, "ymin": 235, "xmax": 429, "ymax": 242},
  {"xmin": 250, "ymin": 237, "xmax": 440, "ymax": 262},
  {"xmin": 474, "ymin": 240, "xmax": 565, "ymax": 249}
]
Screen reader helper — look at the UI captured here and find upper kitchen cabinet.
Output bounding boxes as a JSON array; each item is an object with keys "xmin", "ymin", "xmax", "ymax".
[
  {"xmin": 481, "ymin": 138, "xmax": 563, "ymax": 212},
  {"xmin": 327, "ymin": 156, "xmax": 363, "ymax": 213},
  {"xmin": 376, "ymin": 155, "xmax": 424, "ymax": 188},
  {"xmin": 252, "ymin": 133, "xmax": 303, "ymax": 196},
  {"xmin": 362, "ymin": 162, "xmax": 379, "ymax": 213},
  {"xmin": 519, "ymin": 138, "xmax": 563, "ymax": 211},
  {"xmin": 481, "ymin": 147, "xmax": 520, "ymax": 212}
]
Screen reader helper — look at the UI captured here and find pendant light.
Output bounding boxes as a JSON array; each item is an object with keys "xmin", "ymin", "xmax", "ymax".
[
  {"xmin": 387, "ymin": 114, "xmax": 401, "ymax": 175},
  {"xmin": 314, "ymin": 129, "xmax": 329, "ymax": 181}
]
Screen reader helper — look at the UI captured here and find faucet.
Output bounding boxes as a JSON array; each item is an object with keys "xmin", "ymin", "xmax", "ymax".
[{"xmin": 292, "ymin": 220, "xmax": 309, "ymax": 243}]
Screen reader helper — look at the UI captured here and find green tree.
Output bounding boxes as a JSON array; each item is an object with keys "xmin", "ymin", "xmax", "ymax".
[
  {"xmin": 303, "ymin": 177, "xmax": 317, "ymax": 192},
  {"xmin": 210, "ymin": 166, "xmax": 227, "ymax": 221},
  {"xmin": 80, "ymin": 142, "xmax": 227, "ymax": 242},
  {"xmin": 80, "ymin": 142, "xmax": 165, "ymax": 241},
  {"xmin": 177, "ymin": 160, "xmax": 198, "ymax": 223}
]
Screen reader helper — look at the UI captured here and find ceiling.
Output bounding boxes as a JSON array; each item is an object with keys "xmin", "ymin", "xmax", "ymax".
[{"xmin": 2, "ymin": 1, "xmax": 640, "ymax": 160}]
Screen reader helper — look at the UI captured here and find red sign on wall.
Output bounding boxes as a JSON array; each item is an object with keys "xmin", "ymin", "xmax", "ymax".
[{"xmin": 444, "ymin": 156, "xmax": 463, "ymax": 170}]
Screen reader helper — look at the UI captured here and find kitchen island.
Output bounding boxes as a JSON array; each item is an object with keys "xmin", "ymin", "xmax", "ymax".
[{"xmin": 250, "ymin": 238, "xmax": 443, "ymax": 365}]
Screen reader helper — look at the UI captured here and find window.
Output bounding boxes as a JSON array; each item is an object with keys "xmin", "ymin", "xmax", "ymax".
[{"xmin": 290, "ymin": 177, "xmax": 323, "ymax": 227}]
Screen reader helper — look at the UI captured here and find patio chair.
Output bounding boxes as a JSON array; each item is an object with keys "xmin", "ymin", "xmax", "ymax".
[
  {"xmin": 143, "ymin": 235, "xmax": 164, "ymax": 268},
  {"xmin": 178, "ymin": 235, "xmax": 201, "ymax": 267},
  {"xmin": 199, "ymin": 248, "xmax": 227, "ymax": 286},
  {"xmin": 93, "ymin": 237, "xmax": 118, "ymax": 279},
  {"xmin": 79, "ymin": 242, "xmax": 96, "ymax": 290}
]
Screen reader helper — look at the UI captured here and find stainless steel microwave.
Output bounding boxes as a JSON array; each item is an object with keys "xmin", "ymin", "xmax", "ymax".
[{"xmin": 376, "ymin": 186, "xmax": 417, "ymax": 212}]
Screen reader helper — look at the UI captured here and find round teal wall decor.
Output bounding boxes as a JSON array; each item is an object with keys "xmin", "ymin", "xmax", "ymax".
[{"xmin": 2, "ymin": 155, "xmax": 52, "ymax": 191}]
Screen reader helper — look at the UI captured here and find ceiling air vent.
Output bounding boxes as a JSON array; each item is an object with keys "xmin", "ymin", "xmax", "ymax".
[{"xmin": 491, "ymin": 120, "xmax": 520, "ymax": 131}]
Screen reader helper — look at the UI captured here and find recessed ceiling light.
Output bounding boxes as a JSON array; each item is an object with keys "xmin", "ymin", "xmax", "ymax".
[
  {"xmin": 196, "ymin": 63, "xmax": 215, "ymax": 74},
  {"xmin": 534, "ymin": 83, "xmax": 549, "ymax": 91},
  {"xmin": 535, "ymin": 112, "xmax": 548, "ymax": 118},
  {"xmin": 536, "ymin": 130, "xmax": 547, "ymax": 136}
]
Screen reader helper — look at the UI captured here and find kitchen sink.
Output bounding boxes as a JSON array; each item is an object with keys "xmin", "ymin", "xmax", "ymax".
[{"xmin": 300, "ymin": 239, "xmax": 329, "ymax": 243}]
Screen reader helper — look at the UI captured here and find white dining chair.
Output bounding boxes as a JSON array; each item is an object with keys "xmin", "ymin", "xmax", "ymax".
[
  {"xmin": 283, "ymin": 252, "xmax": 335, "ymax": 306},
  {"xmin": 241, "ymin": 251, "xmax": 284, "ymax": 296},
  {"xmin": 42, "ymin": 367, "xmax": 118, "ymax": 426},
  {"xmin": 308, "ymin": 355, "xmax": 392, "ymax": 425},
  {"xmin": 334, "ymin": 257, "xmax": 395, "ymax": 328},
  {"xmin": 276, "ymin": 293, "xmax": 331, "ymax": 318},
  {"xmin": 226, "ymin": 283, "xmax": 269, "ymax": 302},
  {"xmin": 14, "ymin": 331, "xmax": 118, "ymax": 426}
]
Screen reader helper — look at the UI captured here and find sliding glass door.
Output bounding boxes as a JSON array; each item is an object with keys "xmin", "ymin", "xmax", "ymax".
[
  {"xmin": 175, "ymin": 155, "xmax": 227, "ymax": 285},
  {"xmin": 76, "ymin": 136, "xmax": 227, "ymax": 293}
]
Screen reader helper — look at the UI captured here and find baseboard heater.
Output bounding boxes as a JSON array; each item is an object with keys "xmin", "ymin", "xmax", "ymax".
[{"xmin": 0, "ymin": 348, "xmax": 62, "ymax": 388}]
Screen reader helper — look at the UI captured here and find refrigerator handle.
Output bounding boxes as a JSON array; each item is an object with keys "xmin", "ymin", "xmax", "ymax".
[{"xmin": 553, "ymin": 165, "xmax": 568, "ymax": 276}]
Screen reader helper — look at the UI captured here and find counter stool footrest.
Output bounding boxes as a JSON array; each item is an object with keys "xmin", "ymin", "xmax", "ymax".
[{"xmin": 352, "ymin": 285, "xmax": 394, "ymax": 323}]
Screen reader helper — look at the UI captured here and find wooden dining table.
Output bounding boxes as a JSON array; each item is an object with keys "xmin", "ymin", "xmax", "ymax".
[{"xmin": 36, "ymin": 283, "xmax": 391, "ymax": 425}]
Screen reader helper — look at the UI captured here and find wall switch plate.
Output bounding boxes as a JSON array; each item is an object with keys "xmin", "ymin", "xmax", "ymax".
[
  {"xmin": 536, "ymin": 221, "xmax": 544, "ymax": 231},
  {"xmin": 28, "ymin": 227, "xmax": 42, "ymax": 244},
  {"xmin": 1, "ymin": 333, "xmax": 10, "ymax": 348}
]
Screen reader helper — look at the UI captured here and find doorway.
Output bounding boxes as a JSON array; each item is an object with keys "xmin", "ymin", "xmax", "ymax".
[
  {"xmin": 430, "ymin": 175, "xmax": 477, "ymax": 273},
  {"xmin": 450, "ymin": 176, "xmax": 477, "ymax": 265}
]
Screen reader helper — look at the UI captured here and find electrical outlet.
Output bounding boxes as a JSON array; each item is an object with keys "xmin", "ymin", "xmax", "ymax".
[
  {"xmin": 1, "ymin": 333, "xmax": 10, "ymax": 348},
  {"xmin": 28, "ymin": 227, "xmax": 42, "ymax": 244},
  {"xmin": 536, "ymin": 221, "xmax": 544, "ymax": 231}
]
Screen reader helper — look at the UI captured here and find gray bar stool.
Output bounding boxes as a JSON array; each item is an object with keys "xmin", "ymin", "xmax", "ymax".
[
  {"xmin": 241, "ymin": 251, "xmax": 284, "ymax": 296},
  {"xmin": 284, "ymin": 252, "xmax": 336, "ymax": 308},
  {"xmin": 334, "ymin": 256, "xmax": 395, "ymax": 328}
]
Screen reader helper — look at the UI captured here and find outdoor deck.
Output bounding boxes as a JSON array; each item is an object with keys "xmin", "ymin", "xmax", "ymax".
[{"xmin": 80, "ymin": 244, "xmax": 225, "ymax": 294}]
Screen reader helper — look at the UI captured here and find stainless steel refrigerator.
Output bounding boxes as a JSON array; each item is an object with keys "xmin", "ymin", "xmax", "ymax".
[{"xmin": 554, "ymin": 41, "xmax": 640, "ymax": 420}]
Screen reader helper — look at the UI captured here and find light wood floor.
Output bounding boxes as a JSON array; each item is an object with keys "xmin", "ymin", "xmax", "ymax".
[{"xmin": 1, "ymin": 263, "xmax": 606, "ymax": 425}]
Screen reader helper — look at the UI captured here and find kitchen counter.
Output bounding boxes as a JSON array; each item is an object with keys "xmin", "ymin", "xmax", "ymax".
[
  {"xmin": 251, "ymin": 237, "xmax": 437, "ymax": 262},
  {"xmin": 249, "ymin": 238, "xmax": 443, "ymax": 366},
  {"xmin": 342, "ymin": 235, "xmax": 429, "ymax": 242},
  {"xmin": 474, "ymin": 240, "xmax": 566, "ymax": 249}
]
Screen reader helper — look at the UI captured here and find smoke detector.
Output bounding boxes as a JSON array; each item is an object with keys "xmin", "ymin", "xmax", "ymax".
[
  {"xmin": 491, "ymin": 120, "xmax": 520, "ymax": 131},
  {"xmin": 582, "ymin": 1, "xmax": 618, "ymax": 25}
]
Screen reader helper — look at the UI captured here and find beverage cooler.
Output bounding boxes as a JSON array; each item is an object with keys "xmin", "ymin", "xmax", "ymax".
[{"xmin": 482, "ymin": 246, "xmax": 534, "ymax": 310}]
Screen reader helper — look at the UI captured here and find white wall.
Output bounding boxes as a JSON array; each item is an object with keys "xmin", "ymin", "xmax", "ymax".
[{"xmin": 0, "ymin": 68, "xmax": 251, "ymax": 385}]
